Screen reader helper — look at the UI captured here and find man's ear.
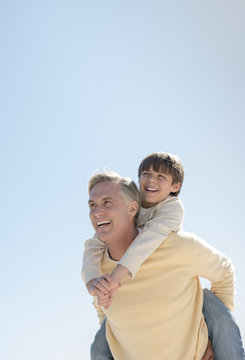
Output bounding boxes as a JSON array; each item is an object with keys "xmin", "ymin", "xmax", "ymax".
[
  {"xmin": 172, "ymin": 182, "xmax": 181, "ymax": 193},
  {"xmin": 129, "ymin": 201, "xmax": 138, "ymax": 217}
]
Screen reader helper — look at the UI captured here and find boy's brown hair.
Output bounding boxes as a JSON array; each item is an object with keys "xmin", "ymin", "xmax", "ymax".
[{"xmin": 138, "ymin": 152, "xmax": 184, "ymax": 196}]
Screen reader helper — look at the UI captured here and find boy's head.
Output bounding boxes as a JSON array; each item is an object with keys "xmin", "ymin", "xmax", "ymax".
[{"xmin": 138, "ymin": 152, "xmax": 184, "ymax": 208}]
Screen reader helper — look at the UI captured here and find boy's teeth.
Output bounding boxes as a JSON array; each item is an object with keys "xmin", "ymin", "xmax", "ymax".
[{"xmin": 146, "ymin": 187, "xmax": 157, "ymax": 192}]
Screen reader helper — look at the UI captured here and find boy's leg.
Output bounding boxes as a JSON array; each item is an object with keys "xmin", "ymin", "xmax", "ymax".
[
  {"xmin": 90, "ymin": 318, "xmax": 114, "ymax": 360},
  {"xmin": 203, "ymin": 288, "xmax": 245, "ymax": 360}
]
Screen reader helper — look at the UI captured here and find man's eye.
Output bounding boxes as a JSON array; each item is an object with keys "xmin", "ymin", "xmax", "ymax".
[
  {"xmin": 105, "ymin": 200, "xmax": 112, "ymax": 205},
  {"xmin": 89, "ymin": 203, "xmax": 96, "ymax": 208}
]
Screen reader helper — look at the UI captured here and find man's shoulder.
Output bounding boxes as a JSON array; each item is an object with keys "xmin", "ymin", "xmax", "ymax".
[
  {"xmin": 167, "ymin": 230, "xmax": 197, "ymax": 247},
  {"xmin": 169, "ymin": 230, "xmax": 209, "ymax": 251},
  {"xmin": 169, "ymin": 229, "xmax": 194, "ymax": 239}
]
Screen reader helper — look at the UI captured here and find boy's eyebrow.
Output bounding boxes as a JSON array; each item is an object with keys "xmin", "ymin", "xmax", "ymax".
[{"xmin": 143, "ymin": 169, "xmax": 167, "ymax": 176}]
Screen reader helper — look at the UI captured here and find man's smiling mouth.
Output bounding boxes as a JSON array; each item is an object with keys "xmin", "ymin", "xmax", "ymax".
[{"xmin": 97, "ymin": 220, "xmax": 112, "ymax": 228}]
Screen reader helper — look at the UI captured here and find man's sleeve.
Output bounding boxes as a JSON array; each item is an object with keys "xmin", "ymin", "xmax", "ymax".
[
  {"xmin": 191, "ymin": 234, "xmax": 235, "ymax": 311},
  {"xmin": 93, "ymin": 297, "xmax": 106, "ymax": 325},
  {"xmin": 81, "ymin": 235, "xmax": 106, "ymax": 284},
  {"xmin": 118, "ymin": 197, "xmax": 184, "ymax": 278}
]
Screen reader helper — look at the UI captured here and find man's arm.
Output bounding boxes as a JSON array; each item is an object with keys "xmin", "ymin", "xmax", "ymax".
[
  {"xmin": 191, "ymin": 234, "xmax": 235, "ymax": 310},
  {"xmin": 92, "ymin": 297, "xmax": 106, "ymax": 325}
]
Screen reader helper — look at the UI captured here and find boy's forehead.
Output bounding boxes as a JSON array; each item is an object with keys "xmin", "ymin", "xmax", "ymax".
[{"xmin": 147, "ymin": 164, "xmax": 170, "ymax": 175}]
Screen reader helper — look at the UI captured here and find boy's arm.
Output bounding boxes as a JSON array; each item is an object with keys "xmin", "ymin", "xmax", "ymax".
[
  {"xmin": 81, "ymin": 234, "xmax": 106, "ymax": 285},
  {"xmin": 191, "ymin": 234, "xmax": 235, "ymax": 310},
  {"xmin": 117, "ymin": 197, "xmax": 184, "ymax": 279}
]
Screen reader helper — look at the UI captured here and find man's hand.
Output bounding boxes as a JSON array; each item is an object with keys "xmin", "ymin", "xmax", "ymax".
[
  {"xmin": 201, "ymin": 340, "xmax": 214, "ymax": 360},
  {"xmin": 97, "ymin": 292, "xmax": 112, "ymax": 308}
]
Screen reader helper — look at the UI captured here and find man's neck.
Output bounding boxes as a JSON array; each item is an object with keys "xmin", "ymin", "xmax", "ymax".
[{"xmin": 107, "ymin": 227, "xmax": 139, "ymax": 261}]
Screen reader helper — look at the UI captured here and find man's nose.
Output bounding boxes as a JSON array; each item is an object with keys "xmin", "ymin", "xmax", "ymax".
[{"xmin": 92, "ymin": 205, "xmax": 104, "ymax": 216}]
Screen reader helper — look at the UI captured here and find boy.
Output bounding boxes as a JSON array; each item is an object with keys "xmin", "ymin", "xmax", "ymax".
[{"xmin": 83, "ymin": 152, "xmax": 245, "ymax": 360}]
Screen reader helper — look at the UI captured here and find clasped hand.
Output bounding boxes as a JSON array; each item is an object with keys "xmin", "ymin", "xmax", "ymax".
[{"xmin": 87, "ymin": 273, "xmax": 120, "ymax": 308}]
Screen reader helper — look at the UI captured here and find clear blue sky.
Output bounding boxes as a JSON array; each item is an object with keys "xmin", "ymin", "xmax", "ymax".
[{"xmin": 1, "ymin": 1, "xmax": 245, "ymax": 359}]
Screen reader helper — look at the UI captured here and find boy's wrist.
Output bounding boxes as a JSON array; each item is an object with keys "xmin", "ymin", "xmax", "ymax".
[
  {"xmin": 86, "ymin": 278, "xmax": 96, "ymax": 288},
  {"xmin": 111, "ymin": 264, "xmax": 130, "ymax": 282}
]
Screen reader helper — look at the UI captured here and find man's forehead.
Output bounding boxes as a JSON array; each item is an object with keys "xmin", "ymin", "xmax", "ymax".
[{"xmin": 89, "ymin": 181, "xmax": 121, "ymax": 200}]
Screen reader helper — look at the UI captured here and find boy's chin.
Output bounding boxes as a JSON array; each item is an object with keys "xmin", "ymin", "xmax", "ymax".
[{"xmin": 141, "ymin": 200, "xmax": 157, "ymax": 208}]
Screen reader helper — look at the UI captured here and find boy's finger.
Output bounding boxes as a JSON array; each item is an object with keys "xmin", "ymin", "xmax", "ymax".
[
  {"xmin": 94, "ymin": 281, "xmax": 109, "ymax": 295},
  {"xmin": 103, "ymin": 273, "xmax": 114, "ymax": 285},
  {"xmin": 92, "ymin": 287, "xmax": 107, "ymax": 297},
  {"xmin": 96, "ymin": 278, "xmax": 112, "ymax": 291}
]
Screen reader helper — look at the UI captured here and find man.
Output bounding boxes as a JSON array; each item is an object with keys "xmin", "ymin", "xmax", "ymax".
[{"xmin": 87, "ymin": 172, "xmax": 235, "ymax": 359}]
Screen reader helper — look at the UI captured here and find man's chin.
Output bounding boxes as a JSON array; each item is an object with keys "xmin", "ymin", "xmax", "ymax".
[
  {"xmin": 98, "ymin": 237, "xmax": 107, "ymax": 244},
  {"xmin": 97, "ymin": 233, "xmax": 110, "ymax": 244}
]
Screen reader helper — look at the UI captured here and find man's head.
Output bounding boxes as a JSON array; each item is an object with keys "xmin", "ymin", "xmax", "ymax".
[
  {"xmin": 138, "ymin": 152, "xmax": 184, "ymax": 208},
  {"xmin": 88, "ymin": 172, "xmax": 140, "ymax": 244}
]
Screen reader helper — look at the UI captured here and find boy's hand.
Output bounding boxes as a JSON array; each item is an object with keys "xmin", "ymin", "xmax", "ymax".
[
  {"xmin": 86, "ymin": 273, "xmax": 120, "ymax": 298},
  {"xmin": 96, "ymin": 273, "xmax": 121, "ymax": 308},
  {"xmin": 86, "ymin": 275, "xmax": 110, "ymax": 297},
  {"xmin": 201, "ymin": 340, "xmax": 214, "ymax": 360}
]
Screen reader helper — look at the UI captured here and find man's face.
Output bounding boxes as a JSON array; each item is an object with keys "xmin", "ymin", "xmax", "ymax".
[
  {"xmin": 88, "ymin": 181, "xmax": 134, "ymax": 244},
  {"xmin": 139, "ymin": 165, "xmax": 181, "ymax": 208}
]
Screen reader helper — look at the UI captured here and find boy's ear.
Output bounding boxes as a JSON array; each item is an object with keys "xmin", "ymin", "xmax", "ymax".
[
  {"xmin": 129, "ymin": 201, "xmax": 138, "ymax": 217},
  {"xmin": 172, "ymin": 182, "xmax": 181, "ymax": 193}
]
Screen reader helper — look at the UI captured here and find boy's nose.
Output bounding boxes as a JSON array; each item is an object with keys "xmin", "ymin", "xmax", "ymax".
[{"xmin": 149, "ymin": 175, "xmax": 157, "ymax": 183}]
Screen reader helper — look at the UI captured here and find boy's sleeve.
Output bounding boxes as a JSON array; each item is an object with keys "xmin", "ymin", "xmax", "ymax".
[
  {"xmin": 81, "ymin": 235, "xmax": 106, "ymax": 284},
  {"xmin": 118, "ymin": 197, "xmax": 184, "ymax": 278},
  {"xmin": 190, "ymin": 234, "xmax": 235, "ymax": 310}
]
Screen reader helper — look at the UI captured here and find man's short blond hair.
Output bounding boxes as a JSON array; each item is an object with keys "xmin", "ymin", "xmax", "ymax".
[{"xmin": 88, "ymin": 171, "xmax": 141, "ymax": 226}]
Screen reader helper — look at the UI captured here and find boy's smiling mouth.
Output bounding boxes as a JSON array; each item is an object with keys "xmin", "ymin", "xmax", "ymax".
[{"xmin": 145, "ymin": 187, "xmax": 158, "ymax": 193}]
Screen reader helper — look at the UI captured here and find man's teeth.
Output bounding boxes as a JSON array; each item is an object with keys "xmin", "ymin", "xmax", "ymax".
[{"xmin": 97, "ymin": 221, "xmax": 111, "ymax": 226}]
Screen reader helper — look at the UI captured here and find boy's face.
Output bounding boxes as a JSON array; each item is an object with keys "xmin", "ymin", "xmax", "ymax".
[{"xmin": 139, "ymin": 166, "xmax": 181, "ymax": 208}]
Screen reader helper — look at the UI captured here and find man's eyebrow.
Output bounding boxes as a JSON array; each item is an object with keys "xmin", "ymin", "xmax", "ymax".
[{"xmin": 88, "ymin": 196, "xmax": 113, "ymax": 204}]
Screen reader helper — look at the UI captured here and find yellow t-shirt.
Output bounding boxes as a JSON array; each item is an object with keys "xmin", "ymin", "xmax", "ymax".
[{"xmin": 94, "ymin": 231, "xmax": 235, "ymax": 360}]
